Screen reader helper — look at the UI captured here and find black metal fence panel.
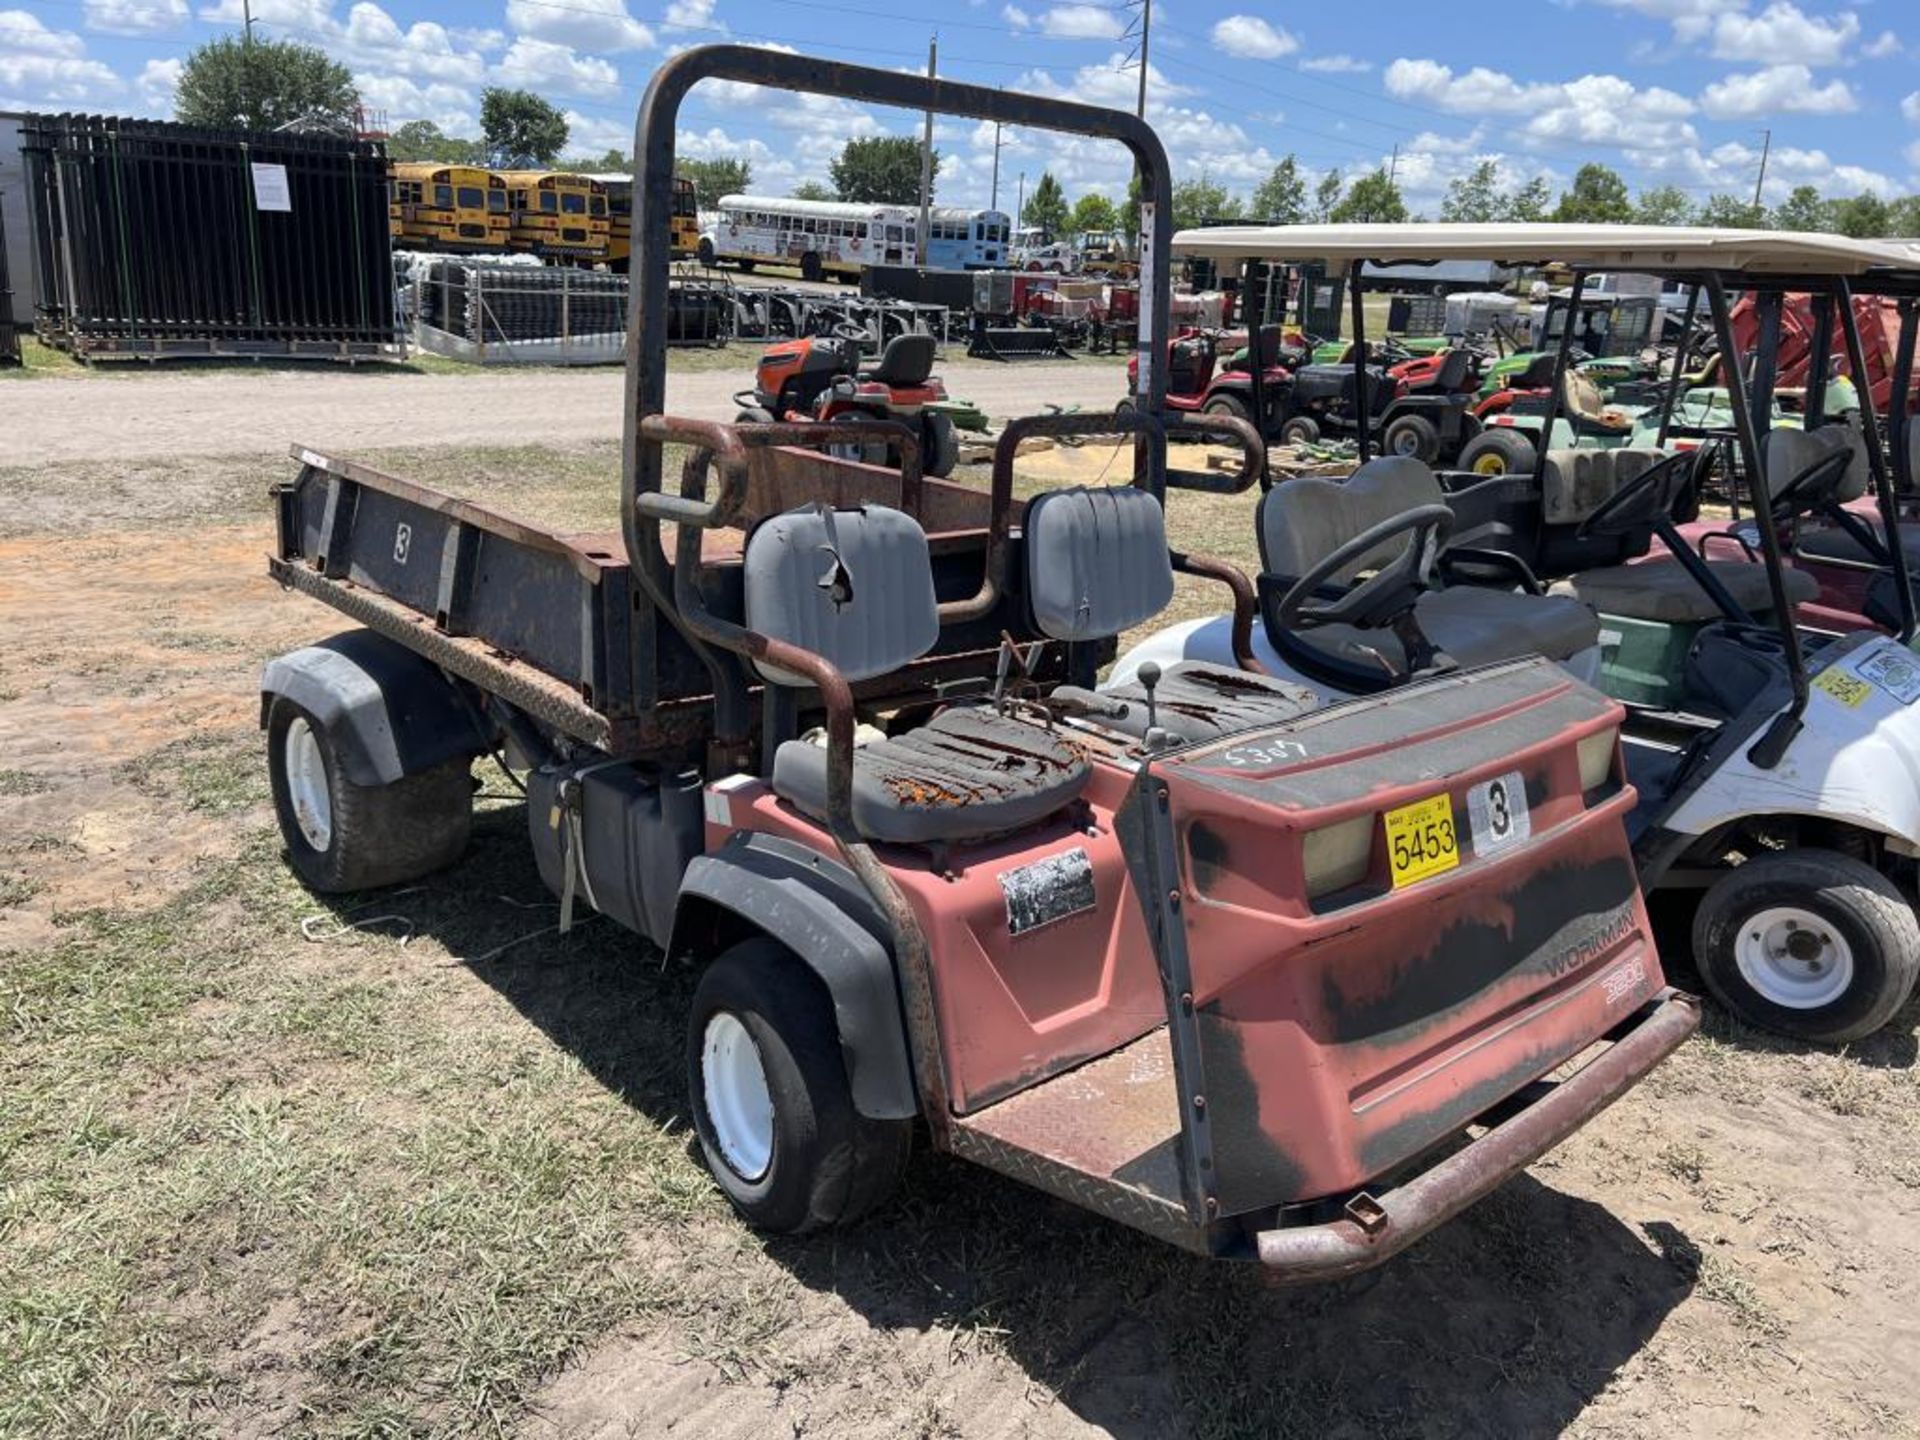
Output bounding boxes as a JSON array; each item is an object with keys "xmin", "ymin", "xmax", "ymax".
[
  {"xmin": 21, "ymin": 113, "xmax": 397, "ymax": 361},
  {"xmin": 0, "ymin": 187, "xmax": 18, "ymax": 367}
]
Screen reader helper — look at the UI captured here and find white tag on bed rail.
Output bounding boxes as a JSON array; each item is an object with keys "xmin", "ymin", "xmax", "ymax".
[{"xmin": 1467, "ymin": 770, "xmax": 1530, "ymax": 857}]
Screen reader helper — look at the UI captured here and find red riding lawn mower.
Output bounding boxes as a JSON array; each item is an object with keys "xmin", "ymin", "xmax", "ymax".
[
  {"xmin": 1122, "ymin": 326, "xmax": 1300, "ymax": 428},
  {"xmin": 736, "ymin": 328, "xmax": 966, "ymax": 477}
]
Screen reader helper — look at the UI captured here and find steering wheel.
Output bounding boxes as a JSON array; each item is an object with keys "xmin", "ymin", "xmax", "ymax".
[
  {"xmin": 1574, "ymin": 450, "xmax": 1700, "ymax": 541},
  {"xmin": 1274, "ymin": 504, "xmax": 1457, "ymax": 635},
  {"xmin": 831, "ymin": 322, "xmax": 869, "ymax": 344},
  {"xmin": 1765, "ymin": 443, "xmax": 1855, "ymax": 522}
]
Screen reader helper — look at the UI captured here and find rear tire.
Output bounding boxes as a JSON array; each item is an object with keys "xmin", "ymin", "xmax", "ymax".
[
  {"xmin": 1202, "ymin": 392, "xmax": 1253, "ymax": 426},
  {"xmin": 1457, "ymin": 427, "xmax": 1537, "ymax": 477},
  {"xmin": 266, "ymin": 697, "xmax": 472, "ymax": 894},
  {"xmin": 1383, "ymin": 412, "xmax": 1442, "ymax": 463},
  {"xmin": 1278, "ymin": 415, "xmax": 1320, "ymax": 446},
  {"xmin": 1693, "ymin": 848, "xmax": 1920, "ymax": 1044},
  {"xmin": 736, "ymin": 258, "xmax": 756, "ymax": 273},
  {"xmin": 801, "ymin": 250, "xmax": 823, "ymax": 283},
  {"xmin": 922, "ymin": 412, "xmax": 960, "ymax": 478},
  {"xmin": 687, "ymin": 938, "xmax": 911, "ymax": 1232},
  {"xmin": 736, "ymin": 405, "xmax": 776, "ymax": 423},
  {"xmin": 697, "ymin": 236, "xmax": 715, "ymax": 266}
]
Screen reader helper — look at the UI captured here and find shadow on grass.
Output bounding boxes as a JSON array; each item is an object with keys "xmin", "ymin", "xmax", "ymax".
[{"xmin": 327, "ymin": 796, "xmax": 1699, "ymax": 1439}]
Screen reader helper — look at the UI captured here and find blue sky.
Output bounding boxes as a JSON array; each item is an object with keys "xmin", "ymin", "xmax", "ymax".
[{"xmin": 3, "ymin": 0, "xmax": 1917, "ymax": 213}]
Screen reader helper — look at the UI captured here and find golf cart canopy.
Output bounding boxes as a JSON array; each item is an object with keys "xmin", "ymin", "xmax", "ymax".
[{"xmin": 1170, "ymin": 223, "xmax": 1920, "ymax": 279}]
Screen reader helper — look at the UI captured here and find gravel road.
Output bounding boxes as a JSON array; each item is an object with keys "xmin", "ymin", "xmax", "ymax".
[{"xmin": 0, "ymin": 358, "xmax": 1126, "ymax": 466}]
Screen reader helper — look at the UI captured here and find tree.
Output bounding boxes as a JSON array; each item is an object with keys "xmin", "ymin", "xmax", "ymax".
[
  {"xmin": 1439, "ymin": 160, "xmax": 1504, "ymax": 223},
  {"xmin": 1697, "ymin": 193, "xmax": 1766, "ymax": 228},
  {"xmin": 830, "ymin": 136, "xmax": 938, "ymax": 205},
  {"xmin": 1070, "ymin": 193, "xmax": 1118, "ymax": 235},
  {"xmin": 1506, "ymin": 175, "xmax": 1553, "ymax": 222},
  {"xmin": 1772, "ymin": 185, "xmax": 1831, "ymax": 233},
  {"xmin": 1552, "ymin": 163, "xmax": 1633, "ymax": 224},
  {"xmin": 174, "ymin": 36, "xmax": 356, "ymax": 132},
  {"xmin": 1313, "ymin": 169, "xmax": 1342, "ymax": 223},
  {"xmin": 1889, "ymin": 196, "xmax": 1920, "ymax": 238},
  {"xmin": 1250, "ymin": 155, "xmax": 1307, "ymax": 224},
  {"xmin": 1022, "ymin": 171, "xmax": 1070, "ymax": 235},
  {"xmin": 1171, "ymin": 174, "xmax": 1242, "ymax": 231},
  {"xmin": 1632, "ymin": 185, "xmax": 1696, "ymax": 227},
  {"xmin": 1831, "ymin": 192, "xmax": 1891, "ymax": 238},
  {"xmin": 1329, "ymin": 167, "xmax": 1407, "ymax": 224},
  {"xmin": 480, "ymin": 88, "xmax": 568, "ymax": 168},
  {"xmin": 680, "ymin": 158, "xmax": 752, "ymax": 204},
  {"xmin": 387, "ymin": 120, "xmax": 483, "ymax": 166},
  {"xmin": 1120, "ymin": 173, "xmax": 1142, "ymax": 237},
  {"xmin": 790, "ymin": 180, "xmax": 834, "ymax": 201}
]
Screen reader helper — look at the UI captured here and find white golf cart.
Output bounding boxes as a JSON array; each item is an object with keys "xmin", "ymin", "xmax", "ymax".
[{"xmin": 1120, "ymin": 223, "xmax": 1920, "ymax": 1043}]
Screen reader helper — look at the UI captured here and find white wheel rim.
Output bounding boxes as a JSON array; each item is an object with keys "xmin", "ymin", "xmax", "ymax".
[
  {"xmin": 1734, "ymin": 905, "xmax": 1855, "ymax": 1010},
  {"xmin": 702, "ymin": 1011, "xmax": 775, "ymax": 1181},
  {"xmin": 284, "ymin": 717, "xmax": 332, "ymax": 851}
]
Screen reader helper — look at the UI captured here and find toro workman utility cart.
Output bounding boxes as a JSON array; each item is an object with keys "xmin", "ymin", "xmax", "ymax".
[{"xmin": 259, "ymin": 50, "xmax": 1694, "ymax": 1281}]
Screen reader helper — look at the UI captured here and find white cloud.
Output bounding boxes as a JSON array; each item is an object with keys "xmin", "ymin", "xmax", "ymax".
[
  {"xmin": 1632, "ymin": 136, "xmax": 1892, "ymax": 200},
  {"xmin": 1209, "ymin": 15, "xmax": 1299, "ymax": 60},
  {"xmin": 664, "ymin": 0, "xmax": 719, "ymax": 31},
  {"xmin": 1037, "ymin": 4, "xmax": 1125, "ymax": 39},
  {"xmin": 691, "ymin": 44, "xmax": 884, "ymax": 135},
  {"xmin": 343, "ymin": 5, "xmax": 487, "ymax": 83},
  {"xmin": 1590, "ymin": 0, "xmax": 1744, "ymax": 43},
  {"xmin": 1301, "ymin": 54, "xmax": 1371, "ymax": 73},
  {"xmin": 491, "ymin": 37, "xmax": 622, "ymax": 97},
  {"xmin": 1709, "ymin": 3, "xmax": 1859, "ymax": 66},
  {"xmin": 85, "ymin": 0, "xmax": 188, "ymax": 34},
  {"xmin": 197, "ymin": 0, "xmax": 335, "ymax": 28},
  {"xmin": 1002, "ymin": 3, "xmax": 1030, "ymax": 26},
  {"xmin": 354, "ymin": 73, "xmax": 477, "ymax": 134},
  {"xmin": 136, "ymin": 55, "xmax": 181, "ymax": 111},
  {"xmin": 2, "ymin": 8, "xmax": 88, "ymax": 54},
  {"xmin": 1698, "ymin": 64, "xmax": 1858, "ymax": 118},
  {"xmin": 1904, "ymin": 91, "xmax": 1920, "ymax": 125},
  {"xmin": 1908, "ymin": 140, "xmax": 1920, "ymax": 176},
  {"xmin": 0, "ymin": 11, "xmax": 123, "ymax": 105},
  {"xmin": 503, "ymin": 0, "xmax": 655, "ymax": 53},
  {"xmin": 1385, "ymin": 57, "xmax": 1698, "ymax": 151},
  {"xmin": 1862, "ymin": 30, "xmax": 1901, "ymax": 59}
]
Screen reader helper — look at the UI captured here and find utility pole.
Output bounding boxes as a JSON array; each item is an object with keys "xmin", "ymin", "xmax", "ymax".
[
  {"xmin": 1751, "ymin": 128, "xmax": 1772, "ymax": 214},
  {"xmin": 242, "ymin": 0, "xmax": 255, "ymax": 130},
  {"xmin": 917, "ymin": 33, "xmax": 936, "ymax": 266},
  {"xmin": 1016, "ymin": 171, "xmax": 1026, "ymax": 233},
  {"xmin": 990, "ymin": 122, "xmax": 1003, "ymax": 212},
  {"xmin": 1388, "ymin": 143, "xmax": 1399, "ymax": 185},
  {"xmin": 1133, "ymin": 0, "xmax": 1152, "ymax": 118}
]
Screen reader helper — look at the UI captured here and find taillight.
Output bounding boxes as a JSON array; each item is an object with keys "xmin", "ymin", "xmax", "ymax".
[
  {"xmin": 1577, "ymin": 726, "xmax": 1620, "ymax": 801},
  {"xmin": 1302, "ymin": 814, "xmax": 1373, "ymax": 899}
]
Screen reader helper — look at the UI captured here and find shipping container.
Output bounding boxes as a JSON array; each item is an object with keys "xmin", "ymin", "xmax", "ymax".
[{"xmin": 21, "ymin": 113, "xmax": 399, "ymax": 362}]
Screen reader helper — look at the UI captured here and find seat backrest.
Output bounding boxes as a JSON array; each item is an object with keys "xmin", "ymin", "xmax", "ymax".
[
  {"xmin": 1434, "ymin": 348, "xmax": 1470, "ymax": 392},
  {"xmin": 1258, "ymin": 456, "xmax": 1445, "ymax": 582},
  {"xmin": 1764, "ymin": 424, "xmax": 1865, "ymax": 503},
  {"xmin": 1562, "ymin": 370, "xmax": 1609, "ymax": 423},
  {"xmin": 743, "ymin": 504, "xmax": 940, "ymax": 683},
  {"xmin": 1024, "ymin": 486, "xmax": 1176, "ymax": 641},
  {"xmin": 868, "ymin": 332, "xmax": 936, "ymax": 386}
]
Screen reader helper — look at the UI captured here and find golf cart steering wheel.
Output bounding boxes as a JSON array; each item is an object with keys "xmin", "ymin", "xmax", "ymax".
[
  {"xmin": 1766, "ymin": 443, "xmax": 1855, "ymax": 522},
  {"xmin": 1574, "ymin": 449, "xmax": 1700, "ymax": 541},
  {"xmin": 1275, "ymin": 504, "xmax": 1457, "ymax": 635}
]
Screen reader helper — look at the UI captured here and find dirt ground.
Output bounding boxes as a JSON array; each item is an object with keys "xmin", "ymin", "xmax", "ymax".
[{"xmin": 3, "ymin": 393, "xmax": 1920, "ymax": 1439}]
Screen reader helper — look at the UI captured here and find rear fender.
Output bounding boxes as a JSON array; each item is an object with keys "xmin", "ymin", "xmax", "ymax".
[
  {"xmin": 259, "ymin": 628, "xmax": 491, "ymax": 786},
  {"xmin": 669, "ymin": 832, "xmax": 918, "ymax": 1121}
]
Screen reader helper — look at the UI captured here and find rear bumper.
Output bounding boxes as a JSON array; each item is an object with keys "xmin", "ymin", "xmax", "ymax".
[{"xmin": 1254, "ymin": 988, "xmax": 1699, "ymax": 1284}]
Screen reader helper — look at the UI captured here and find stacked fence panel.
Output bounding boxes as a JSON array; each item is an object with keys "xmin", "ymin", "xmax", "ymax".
[
  {"xmin": 412, "ymin": 259, "xmax": 730, "ymax": 364},
  {"xmin": 22, "ymin": 113, "xmax": 397, "ymax": 361},
  {"xmin": 0, "ymin": 188, "xmax": 18, "ymax": 366}
]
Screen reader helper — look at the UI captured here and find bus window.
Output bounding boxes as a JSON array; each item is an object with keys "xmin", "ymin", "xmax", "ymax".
[
  {"xmin": 589, "ymin": 195, "xmax": 606, "ymax": 216},
  {"xmin": 489, "ymin": 190, "xmax": 507, "ymax": 212},
  {"xmin": 434, "ymin": 184, "xmax": 453, "ymax": 208},
  {"xmin": 561, "ymin": 191, "xmax": 586, "ymax": 214},
  {"xmin": 457, "ymin": 186, "xmax": 483, "ymax": 208},
  {"xmin": 540, "ymin": 192, "xmax": 558, "ymax": 213}
]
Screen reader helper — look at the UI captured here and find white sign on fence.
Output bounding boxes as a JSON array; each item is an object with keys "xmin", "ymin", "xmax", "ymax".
[{"xmin": 251, "ymin": 163, "xmax": 292, "ymax": 213}]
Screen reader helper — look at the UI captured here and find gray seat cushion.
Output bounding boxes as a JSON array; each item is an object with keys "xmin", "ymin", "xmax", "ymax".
[
  {"xmin": 743, "ymin": 504, "xmax": 939, "ymax": 685},
  {"xmin": 1259, "ymin": 457, "xmax": 1445, "ymax": 582},
  {"xmin": 772, "ymin": 706, "xmax": 1090, "ymax": 845},
  {"xmin": 1764, "ymin": 424, "xmax": 1868, "ymax": 504},
  {"xmin": 1552, "ymin": 559, "xmax": 1817, "ymax": 623},
  {"xmin": 1298, "ymin": 587, "xmax": 1601, "ymax": 673},
  {"xmin": 1795, "ymin": 520, "xmax": 1920, "ymax": 566},
  {"xmin": 1539, "ymin": 447, "xmax": 1667, "ymax": 525},
  {"xmin": 1058, "ymin": 661, "xmax": 1317, "ymax": 743},
  {"xmin": 1025, "ymin": 486, "xmax": 1176, "ymax": 641}
]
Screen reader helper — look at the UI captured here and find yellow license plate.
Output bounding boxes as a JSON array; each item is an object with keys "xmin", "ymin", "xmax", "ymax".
[
  {"xmin": 1814, "ymin": 667, "xmax": 1871, "ymax": 708},
  {"xmin": 1384, "ymin": 793, "xmax": 1460, "ymax": 889}
]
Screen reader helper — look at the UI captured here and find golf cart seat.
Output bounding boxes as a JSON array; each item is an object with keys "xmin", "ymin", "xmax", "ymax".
[
  {"xmin": 745, "ymin": 504, "xmax": 1090, "ymax": 845},
  {"xmin": 1552, "ymin": 559, "xmax": 1818, "ymax": 623},
  {"xmin": 1778, "ymin": 425, "xmax": 1911, "ymax": 564},
  {"xmin": 1259, "ymin": 457, "xmax": 1602, "ymax": 677},
  {"xmin": 1024, "ymin": 485, "xmax": 1319, "ymax": 741},
  {"xmin": 859, "ymin": 332, "xmax": 936, "ymax": 387}
]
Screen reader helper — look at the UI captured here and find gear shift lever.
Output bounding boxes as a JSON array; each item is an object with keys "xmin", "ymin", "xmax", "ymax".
[{"xmin": 1138, "ymin": 661, "xmax": 1162, "ymax": 734}]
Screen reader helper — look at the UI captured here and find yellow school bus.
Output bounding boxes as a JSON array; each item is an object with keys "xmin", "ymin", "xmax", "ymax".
[
  {"xmin": 388, "ymin": 164, "xmax": 509, "ymax": 251},
  {"xmin": 501, "ymin": 171, "xmax": 610, "ymax": 264},
  {"xmin": 597, "ymin": 173, "xmax": 701, "ymax": 272}
]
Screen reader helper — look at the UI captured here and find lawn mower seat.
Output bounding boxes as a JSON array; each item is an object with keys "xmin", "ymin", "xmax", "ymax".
[
  {"xmin": 1432, "ymin": 348, "xmax": 1471, "ymax": 392},
  {"xmin": 1023, "ymin": 485, "xmax": 1318, "ymax": 741},
  {"xmin": 744, "ymin": 503, "xmax": 1089, "ymax": 845},
  {"xmin": 1562, "ymin": 370, "xmax": 1634, "ymax": 438},
  {"xmin": 1258, "ymin": 456, "xmax": 1601, "ymax": 675},
  {"xmin": 859, "ymin": 332, "xmax": 937, "ymax": 387}
]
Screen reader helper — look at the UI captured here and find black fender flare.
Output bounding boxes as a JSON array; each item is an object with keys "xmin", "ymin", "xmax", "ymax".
[
  {"xmin": 259, "ymin": 629, "xmax": 491, "ymax": 787},
  {"xmin": 669, "ymin": 832, "xmax": 918, "ymax": 1121}
]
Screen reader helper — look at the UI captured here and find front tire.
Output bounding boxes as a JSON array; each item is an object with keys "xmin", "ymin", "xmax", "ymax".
[
  {"xmin": 922, "ymin": 412, "xmax": 960, "ymax": 478},
  {"xmin": 1693, "ymin": 848, "xmax": 1920, "ymax": 1043},
  {"xmin": 1457, "ymin": 426, "xmax": 1537, "ymax": 477},
  {"xmin": 1383, "ymin": 412, "xmax": 1441, "ymax": 463},
  {"xmin": 687, "ymin": 939, "xmax": 911, "ymax": 1232},
  {"xmin": 1278, "ymin": 415, "xmax": 1320, "ymax": 446},
  {"xmin": 800, "ymin": 250, "xmax": 823, "ymax": 283},
  {"xmin": 266, "ymin": 697, "xmax": 472, "ymax": 894}
]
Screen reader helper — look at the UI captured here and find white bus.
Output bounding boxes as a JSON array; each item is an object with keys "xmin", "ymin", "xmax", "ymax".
[{"xmin": 697, "ymin": 194, "xmax": 917, "ymax": 281}]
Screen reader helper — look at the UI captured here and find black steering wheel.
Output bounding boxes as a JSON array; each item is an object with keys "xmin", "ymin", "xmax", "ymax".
[
  {"xmin": 1275, "ymin": 503, "xmax": 1457, "ymax": 635},
  {"xmin": 1765, "ymin": 442, "xmax": 1855, "ymax": 522},
  {"xmin": 1575, "ymin": 449, "xmax": 1701, "ymax": 541}
]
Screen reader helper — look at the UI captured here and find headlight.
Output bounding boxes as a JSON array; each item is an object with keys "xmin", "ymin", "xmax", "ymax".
[
  {"xmin": 1577, "ymin": 727, "xmax": 1619, "ymax": 795},
  {"xmin": 1303, "ymin": 814, "xmax": 1374, "ymax": 898}
]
